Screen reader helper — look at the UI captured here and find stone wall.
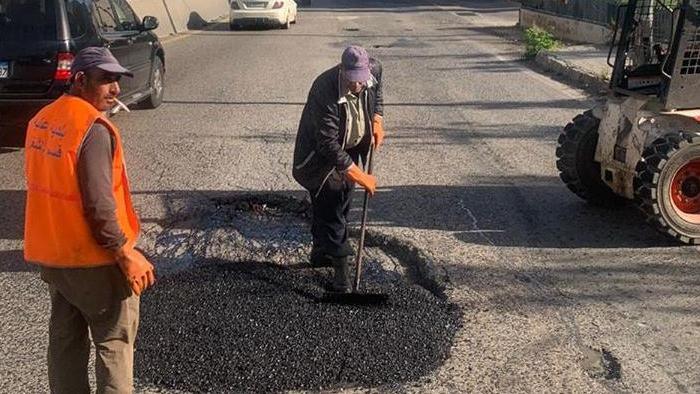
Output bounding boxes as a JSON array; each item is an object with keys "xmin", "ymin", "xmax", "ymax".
[
  {"xmin": 128, "ymin": 0, "xmax": 230, "ymax": 37},
  {"xmin": 519, "ymin": 8, "xmax": 613, "ymax": 45}
]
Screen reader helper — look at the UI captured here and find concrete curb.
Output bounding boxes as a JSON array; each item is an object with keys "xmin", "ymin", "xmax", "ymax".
[{"xmin": 535, "ymin": 50, "xmax": 609, "ymax": 92}]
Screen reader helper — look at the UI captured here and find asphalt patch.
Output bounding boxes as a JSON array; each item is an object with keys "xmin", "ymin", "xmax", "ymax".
[{"xmin": 135, "ymin": 261, "xmax": 460, "ymax": 392}]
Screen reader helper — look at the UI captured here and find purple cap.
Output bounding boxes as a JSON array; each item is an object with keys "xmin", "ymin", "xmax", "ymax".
[
  {"xmin": 341, "ymin": 45, "xmax": 370, "ymax": 82},
  {"xmin": 71, "ymin": 47, "xmax": 133, "ymax": 78}
]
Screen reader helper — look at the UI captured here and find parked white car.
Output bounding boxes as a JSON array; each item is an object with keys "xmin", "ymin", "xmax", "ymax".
[{"xmin": 229, "ymin": 0, "xmax": 297, "ymax": 30}]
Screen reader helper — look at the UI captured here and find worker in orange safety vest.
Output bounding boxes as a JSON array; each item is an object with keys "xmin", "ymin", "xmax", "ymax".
[{"xmin": 24, "ymin": 47, "xmax": 155, "ymax": 394}]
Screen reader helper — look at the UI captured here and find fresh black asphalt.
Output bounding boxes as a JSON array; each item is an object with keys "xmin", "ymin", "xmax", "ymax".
[{"xmin": 135, "ymin": 260, "xmax": 461, "ymax": 392}]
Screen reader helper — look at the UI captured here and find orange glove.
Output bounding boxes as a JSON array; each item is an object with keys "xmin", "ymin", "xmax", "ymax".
[
  {"xmin": 345, "ymin": 164, "xmax": 377, "ymax": 196},
  {"xmin": 372, "ymin": 114, "xmax": 384, "ymax": 150},
  {"xmin": 116, "ymin": 246, "xmax": 156, "ymax": 296}
]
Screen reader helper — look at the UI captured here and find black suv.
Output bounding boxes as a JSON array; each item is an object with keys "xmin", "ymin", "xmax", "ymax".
[{"xmin": 0, "ymin": 0, "xmax": 165, "ymax": 145}]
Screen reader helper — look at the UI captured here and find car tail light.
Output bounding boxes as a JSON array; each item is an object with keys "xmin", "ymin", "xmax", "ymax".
[
  {"xmin": 54, "ymin": 52, "xmax": 74, "ymax": 81},
  {"xmin": 230, "ymin": 0, "xmax": 240, "ymax": 9},
  {"xmin": 272, "ymin": 1, "xmax": 283, "ymax": 8}
]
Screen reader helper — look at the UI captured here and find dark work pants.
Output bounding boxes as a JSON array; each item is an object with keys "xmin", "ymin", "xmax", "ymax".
[
  {"xmin": 310, "ymin": 138, "xmax": 368, "ymax": 258},
  {"xmin": 311, "ymin": 170, "xmax": 355, "ymax": 257}
]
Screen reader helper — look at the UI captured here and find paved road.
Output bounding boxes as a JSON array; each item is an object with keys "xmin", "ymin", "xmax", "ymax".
[{"xmin": 1, "ymin": 0, "xmax": 699, "ymax": 392}]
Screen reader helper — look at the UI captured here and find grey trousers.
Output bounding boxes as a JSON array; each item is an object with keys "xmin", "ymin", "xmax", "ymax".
[{"xmin": 41, "ymin": 265, "xmax": 139, "ymax": 394}]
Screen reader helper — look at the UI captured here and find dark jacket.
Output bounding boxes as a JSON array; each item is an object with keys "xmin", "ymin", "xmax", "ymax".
[{"xmin": 292, "ymin": 59, "xmax": 384, "ymax": 195}]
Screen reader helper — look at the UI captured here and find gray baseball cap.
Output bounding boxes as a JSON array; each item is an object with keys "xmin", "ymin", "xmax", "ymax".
[
  {"xmin": 341, "ymin": 45, "xmax": 370, "ymax": 82},
  {"xmin": 71, "ymin": 47, "xmax": 133, "ymax": 78}
]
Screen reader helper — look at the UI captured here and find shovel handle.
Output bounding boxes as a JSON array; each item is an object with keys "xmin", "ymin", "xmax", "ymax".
[{"xmin": 353, "ymin": 144, "xmax": 374, "ymax": 292}]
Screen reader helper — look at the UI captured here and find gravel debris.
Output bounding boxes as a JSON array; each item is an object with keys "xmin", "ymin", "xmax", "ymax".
[{"xmin": 149, "ymin": 193, "xmax": 313, "ymax": 272}]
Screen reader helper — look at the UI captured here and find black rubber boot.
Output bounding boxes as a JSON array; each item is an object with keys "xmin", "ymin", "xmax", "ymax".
[
  {"xmin": 331, "ymin": 256, "xmax": 351, "ymax": 293},
  {"xmin": 309, "ymin": 246, "xmax": 332, "ymax": 267},
  {"xmin": 336, "ymin": 241, "xmax": 355, "ymax": 258}
]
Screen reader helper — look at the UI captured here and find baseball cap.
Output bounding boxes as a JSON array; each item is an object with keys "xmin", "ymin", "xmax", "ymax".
[
  {"xmin": 71, "ymin": 47, "xmax": 134, "ymax": 78},
  {"xmin": 341, "ymin": 45, "xmax": 370, "ymax": 82}
]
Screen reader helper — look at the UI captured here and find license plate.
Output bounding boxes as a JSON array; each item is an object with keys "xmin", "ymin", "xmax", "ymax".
[
  {"xmin": 246, "ymin": 2, "xmax": 266, "ymax": 8},
  {"xmin": 0, "ymin": 62, "xmax": 8, "ymax": 79}
]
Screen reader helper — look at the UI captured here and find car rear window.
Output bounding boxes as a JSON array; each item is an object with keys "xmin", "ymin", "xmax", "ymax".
[
  {"xmin": 0, "ymin": 0, "xmax": 58, "ymax": 42},
  {"xmin": 66, "ymin": 0, "xmax": 89, "ymax": 37}
]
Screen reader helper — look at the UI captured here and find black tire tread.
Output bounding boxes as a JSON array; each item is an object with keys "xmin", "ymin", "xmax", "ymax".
[
  {"xmin": 556, "ymin": 110, "xmax": 625, "ymax": 207},
  {"xmin": 634, "ymin": 131, "xmax": 700, "ymax": 244}
]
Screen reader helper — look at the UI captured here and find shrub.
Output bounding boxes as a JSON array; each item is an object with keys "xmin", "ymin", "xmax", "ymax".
[{"xmin": 524, "ymin": 26, "xmax": 559, "ymax": 57}]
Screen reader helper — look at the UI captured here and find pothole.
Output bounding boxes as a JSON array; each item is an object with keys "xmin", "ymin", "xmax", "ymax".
[
  {"xmin": 211, "ymin": 193, "xmax": 310, "ymax": 217},
  {"xmin": 582, "ymin": 346, "xmax": 622, "ymax": 381},
  {"xmin": 135, "ymin": 193, "xmax": 461, "ymax": 392}
]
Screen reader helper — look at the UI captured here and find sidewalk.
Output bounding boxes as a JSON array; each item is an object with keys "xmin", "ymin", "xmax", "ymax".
[
  {"xmin": 534, "ymin": 44, "xmax": 611, "ymax": 92},
  {"xmin": 468, "ymin": 4, "xmax": 612, "ymax": 93}
]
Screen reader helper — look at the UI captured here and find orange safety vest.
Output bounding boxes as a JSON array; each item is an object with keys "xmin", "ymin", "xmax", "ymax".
[{"xmin": 24, "ymin": 94, "xmax": 139, "ymax": 267}]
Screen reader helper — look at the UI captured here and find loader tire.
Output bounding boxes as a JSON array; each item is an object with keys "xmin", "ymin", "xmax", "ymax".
[
  {"xmin": 635, "ymin": 132, "xmax": 700, "ymax": 244},
  {"xmin": 556, "ymin": 110, "xmax": 625, "ymax": 207}
]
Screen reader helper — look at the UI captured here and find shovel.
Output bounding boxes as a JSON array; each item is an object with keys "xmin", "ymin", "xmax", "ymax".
[{"xmin": 320, "ymin": 144, "xmax": 389, "ymax": 306}]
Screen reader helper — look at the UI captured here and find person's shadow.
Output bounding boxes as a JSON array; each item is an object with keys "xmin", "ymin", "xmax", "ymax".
[{"xmin": 187, "ymin": 11, "xmax": 208, "ymax": 30}]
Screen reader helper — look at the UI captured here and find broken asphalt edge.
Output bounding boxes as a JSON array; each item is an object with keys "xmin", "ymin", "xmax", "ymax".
[
  {"xmin": 534, "ymin": 50, "xmax": 609, "ymax": 93},
  {"xmin": 349, "ymin": 227, "xmax": 451, "ymax": 300}
]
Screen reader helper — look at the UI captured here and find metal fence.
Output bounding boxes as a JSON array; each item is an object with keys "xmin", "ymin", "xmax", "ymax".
[{"xmin": 520, "ymin": 0, "xmax": 622, "ymax": 26}]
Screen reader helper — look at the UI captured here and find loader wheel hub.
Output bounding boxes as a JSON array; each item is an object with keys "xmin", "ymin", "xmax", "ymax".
[
  {"xmin": 671, "ymin": 161, "xmax": 700, "ymax": 214},
  {"xmin": 682, "ymin": 178, "xmax": 700, "ymax": 198}
]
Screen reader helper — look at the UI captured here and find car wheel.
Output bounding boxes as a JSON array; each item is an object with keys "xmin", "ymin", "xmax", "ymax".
[{"xmin": 140, "ymin": 56, "xmax": 164, "ymax": 109}]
